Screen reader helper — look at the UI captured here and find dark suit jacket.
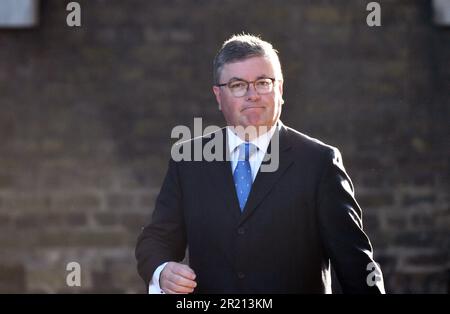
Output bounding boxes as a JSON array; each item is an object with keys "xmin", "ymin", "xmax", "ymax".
[{"xmin": 135, "ymin": 123, "xmax": 385, "ymax": 293}]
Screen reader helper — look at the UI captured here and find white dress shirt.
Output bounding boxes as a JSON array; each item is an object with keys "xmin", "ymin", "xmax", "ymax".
[
  {"xmin": 226, "ymin": 123, "xmax": 278, "ymax": 181},
  {"xmin": 148, "ymin": 122, "xmax": 280, "ymax": 294}
]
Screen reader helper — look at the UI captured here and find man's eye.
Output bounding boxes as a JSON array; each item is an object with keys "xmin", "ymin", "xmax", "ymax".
[
  {"xmin": 256, "ymin": 80, "xmax": 270, "ymax": 87},
  {"xmin": 229, "ymin": 82, "xmax": 246, "ymax": 89}
]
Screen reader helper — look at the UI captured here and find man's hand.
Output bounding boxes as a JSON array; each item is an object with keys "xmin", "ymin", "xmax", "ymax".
[{"xmin": 160, "ymin": 262, "xmax": 197, "ymax": 294}]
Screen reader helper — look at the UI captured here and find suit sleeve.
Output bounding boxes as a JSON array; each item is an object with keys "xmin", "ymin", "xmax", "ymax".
[
  {"xmin": 317, "ymin": 147, "xmax": 385, "ymax": 294},
  {"xmin": 135, "ymin": 158, "xmax": 187, "ymax": 287}
]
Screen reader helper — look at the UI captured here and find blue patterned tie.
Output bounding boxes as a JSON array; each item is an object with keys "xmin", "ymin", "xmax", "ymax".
[{"xmin": 233, "ymin": 143, "xmax": 253, "ymax": 211}]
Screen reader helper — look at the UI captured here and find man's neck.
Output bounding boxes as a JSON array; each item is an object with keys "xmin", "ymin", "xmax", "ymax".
[{"xmin": 228, "ymin": 122, "xmax": 278, "ymax": 142}]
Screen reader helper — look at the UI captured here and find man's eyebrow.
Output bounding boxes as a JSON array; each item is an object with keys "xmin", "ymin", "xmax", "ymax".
[
  {"xmin": 227, "ymin": 76, "xmax": 245, "ymax": 82},
  {"xmin": 227, "ymin": 75, "xmax": 272, "ymax": 82}
]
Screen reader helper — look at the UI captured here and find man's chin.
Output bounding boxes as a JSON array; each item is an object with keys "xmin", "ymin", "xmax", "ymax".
[{"xmin": 241, "ymin": 114, "xmax": 266, "ymax": 127}]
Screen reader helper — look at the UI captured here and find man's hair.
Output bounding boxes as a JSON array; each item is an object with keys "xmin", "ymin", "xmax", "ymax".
[{"xmin": 213, "ymin": 33, "xmax": 283, "ymax": 85}]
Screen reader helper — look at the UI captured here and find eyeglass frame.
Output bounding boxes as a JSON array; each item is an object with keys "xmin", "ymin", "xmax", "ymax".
[{"xmin": 215, "ymin": 77, "xmax": 278, "ymax": 97}]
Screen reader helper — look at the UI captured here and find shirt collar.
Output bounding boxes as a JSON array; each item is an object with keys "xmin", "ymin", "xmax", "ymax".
[{"xmin": 226, "ymin": 121, "xmax": 281, "ymax": 156}]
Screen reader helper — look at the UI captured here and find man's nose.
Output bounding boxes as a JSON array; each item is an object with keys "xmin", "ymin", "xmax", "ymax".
[{"xmin": 246, "ymin": 83, "xmax": 260, "ymax": 99}]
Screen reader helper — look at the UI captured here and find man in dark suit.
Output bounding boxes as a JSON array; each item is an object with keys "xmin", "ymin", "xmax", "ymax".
[{"xmin": 135, "ymin": 34, "xmax": 385, "ymax": 294}]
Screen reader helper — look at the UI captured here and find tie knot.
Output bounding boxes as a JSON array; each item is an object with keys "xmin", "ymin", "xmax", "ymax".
[{"xmin": 238, "ymin": 143, "xmax": 253, "ymax": 161}]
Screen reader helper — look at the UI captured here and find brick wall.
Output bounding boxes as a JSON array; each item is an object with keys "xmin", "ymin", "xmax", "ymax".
[{"xmin": 0, "ymin": 0, "xmax": 448, "ymax": 293}]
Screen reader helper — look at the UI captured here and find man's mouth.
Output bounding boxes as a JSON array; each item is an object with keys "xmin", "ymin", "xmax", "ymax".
[{"xmin": 241, "ymin": 106, "xmax": 265, "ymax": 112}]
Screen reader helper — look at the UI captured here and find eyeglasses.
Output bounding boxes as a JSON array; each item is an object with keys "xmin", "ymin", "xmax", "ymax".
[{"xmin": 216, "ymin": 78, "xmax": 276, "ymax": 97}]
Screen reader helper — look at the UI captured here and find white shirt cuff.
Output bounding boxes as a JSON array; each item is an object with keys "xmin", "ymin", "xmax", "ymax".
[{"xmin": 148, "ymin": 262, "xmax": 168, "ymax": 294}]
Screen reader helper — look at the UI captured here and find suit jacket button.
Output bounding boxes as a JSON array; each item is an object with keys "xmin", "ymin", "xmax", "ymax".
[
  {"xmin": 237, "ymin": 227, "xmax": 245, "ymax": 235},
  {"xmin": 237, "ymin": 272, "xmax": 245, "ymax": 279}
]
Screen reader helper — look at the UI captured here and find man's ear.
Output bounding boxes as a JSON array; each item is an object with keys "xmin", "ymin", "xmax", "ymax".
[
  {"xmin": 212, "ymin": 85, "xmax": 222, "ymax": 111},
  {"xmin": 278, "ymin": 80, "xmax": 284, "ymax": 105}
]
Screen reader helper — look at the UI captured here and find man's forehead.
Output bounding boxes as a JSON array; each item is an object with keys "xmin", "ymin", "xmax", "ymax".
[{"xmin": 221, "ymin": 56, "xmax": 277, "ymax": 80}]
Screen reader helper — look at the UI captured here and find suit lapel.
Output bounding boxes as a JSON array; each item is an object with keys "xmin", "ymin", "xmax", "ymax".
[
  {"xmin": 205, "ymin": 128, "xmax": 242, "ymax": 221},
  {"xmin": 202, "ymin": 128, "xmax": 241, "ymax": 267}
]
